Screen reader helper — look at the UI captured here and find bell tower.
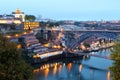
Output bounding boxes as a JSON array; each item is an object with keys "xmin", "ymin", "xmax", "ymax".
[{"xmin": 12, "ymin": 8, "xmax": 25, "ymax": 22}]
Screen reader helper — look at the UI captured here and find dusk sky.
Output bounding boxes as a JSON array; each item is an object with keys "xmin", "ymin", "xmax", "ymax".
[{"xmin": 1, "ymin": 0, "xmax": 120, "ymax": 21}]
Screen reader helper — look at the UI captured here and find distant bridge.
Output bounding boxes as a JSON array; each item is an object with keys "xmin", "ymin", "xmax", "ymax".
[
  {"xmin": 34, "ymin": 29, "xmax": 120, "ymax": 49},
  {"xmin": 64, "ymin": 30, "xmax": 120, "ymax": 49}
]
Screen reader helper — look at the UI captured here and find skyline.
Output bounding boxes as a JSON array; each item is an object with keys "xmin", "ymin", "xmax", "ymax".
[{"xmin": 0, "ymin": 0, "xmax": 120, "ymax": 21}]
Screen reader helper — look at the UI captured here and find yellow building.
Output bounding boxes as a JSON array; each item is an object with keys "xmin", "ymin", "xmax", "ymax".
[{"xmin": 24, "ymin": 22, "xmax": 40, "ymax": 30}]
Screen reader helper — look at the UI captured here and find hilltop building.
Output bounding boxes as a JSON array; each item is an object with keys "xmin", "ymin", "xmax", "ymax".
[
  {"xmin": 0, "ymin": 9, "xmax": 41, "ymax": 30},
  {"xmin": 12, "ymin": 8, "xmax": 25, "ymax": 22},
  {"xmin": 0, "ymin": 15, "xmax": 22, "ymax": 24}
]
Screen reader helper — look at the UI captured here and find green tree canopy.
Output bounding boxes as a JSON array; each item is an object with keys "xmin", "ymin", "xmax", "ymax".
[
  {"xmin": 110, "ymin": 39, "xmax": 120, "ymax": 80},
  {"xmin": 25, "ymin": 15, "xmax": 36, "ymax": 21},
  {"xmin": 0, "ymin": 34, "xmax": 33, "ymax": 80}
]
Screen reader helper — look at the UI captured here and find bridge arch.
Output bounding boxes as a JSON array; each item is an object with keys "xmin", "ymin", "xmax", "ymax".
[{"xmin": 67, "ymin": 32, "xmax": 118, "ymax": 49}]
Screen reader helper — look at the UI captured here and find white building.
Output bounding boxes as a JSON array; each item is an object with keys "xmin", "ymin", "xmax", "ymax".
[{"xmin": 12, "ymin": 8, "xmax": 25, "ymax": 22}]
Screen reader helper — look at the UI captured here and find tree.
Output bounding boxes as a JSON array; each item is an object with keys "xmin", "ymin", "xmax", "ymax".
[
  {"xmin": 0, "ymin": 34, "xmax": 33, "ymax": 80},
  {"xmin": 25, "ymin": 15, "xmax": 36, "ymax": 21},
  {"xmin": 109, "ymin": 39, "xmax": 120, "ymax": 80}
]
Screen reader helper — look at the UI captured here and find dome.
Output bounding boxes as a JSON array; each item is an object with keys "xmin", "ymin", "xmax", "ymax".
[{"xmin": 12, "ymin": 8, "xmax": 24, "ymax": 14}]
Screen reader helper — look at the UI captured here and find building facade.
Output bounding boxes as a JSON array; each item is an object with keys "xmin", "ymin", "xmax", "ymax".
[
  {"xmin": 12, "ymin": 8, "xmax": 25, "ymax": 22},
  {"xmin": 24, "ymin": 22, "xmax": 39, "ymax": 30}
]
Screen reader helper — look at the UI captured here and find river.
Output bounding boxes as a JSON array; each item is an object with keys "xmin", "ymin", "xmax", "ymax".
[{"xmin": 34, "ymin": 49, "xmax": 113, "ymax": 80}]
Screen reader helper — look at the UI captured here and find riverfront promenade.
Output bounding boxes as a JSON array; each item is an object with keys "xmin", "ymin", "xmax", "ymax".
[{"xmin": 70, "ymin": 42, "xmax": 114, "ymax": 60}]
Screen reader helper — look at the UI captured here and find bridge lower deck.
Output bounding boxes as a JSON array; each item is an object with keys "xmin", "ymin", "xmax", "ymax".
[{"xmin": 70, "ymin": 51, "xmax": 111, "ymax": 59}]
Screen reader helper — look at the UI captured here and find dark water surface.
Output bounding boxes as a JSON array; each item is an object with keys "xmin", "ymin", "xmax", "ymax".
[{"xmin": 34, "ymin": 49, "xmax": 113, "ymax": 80}]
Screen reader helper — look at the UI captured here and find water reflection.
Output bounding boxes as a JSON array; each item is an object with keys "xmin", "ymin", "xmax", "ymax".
[
  {"xmin": 34, "ymin": 61, "xmax": 112, "ymax": 80},
  {"xmin": 44, "ymin": 68, "xmax": 49, "ymax": 78},
  {"xmin": 107, "ymin": 71, "xmax": 111, "ymax": 80},
  {"xmin": 79, "ymin": 64, "xmax": 82, "ymax": 72},
  {"xmin": 67, "ymin": 63, "xmax": 72, "ymax": 72},
  {"xmin": 53, "ymin": 65, "xmax": 57, "ymax": 75},
  {"xmin": 34, "ymin": 49, "xmax": 112, "ymax": 80},
  {"xmin": 58, "ymin": 64, "xmax": 62, "ymax": 74}
]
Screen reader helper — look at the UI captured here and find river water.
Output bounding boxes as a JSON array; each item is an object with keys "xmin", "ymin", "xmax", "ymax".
[{"xmin": 34, "ymin": 49, "xmax": 113, "ymax": 80}]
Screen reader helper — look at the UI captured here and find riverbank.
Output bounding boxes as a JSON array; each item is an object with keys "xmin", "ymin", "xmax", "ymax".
[
  {"xmin": 32, "ymin": 52, "xmax": 84, "ymax": 64},
  {"xmin": 89, "ymin": 45, "xmax": 113, "ymax": 52},
  {"xmin": 33, "ymin": 49, "xmax": 112, "ymax": 80},
  {"xmin": 80, "ymin": 43, "xmax": 114, "ymax": 53}
]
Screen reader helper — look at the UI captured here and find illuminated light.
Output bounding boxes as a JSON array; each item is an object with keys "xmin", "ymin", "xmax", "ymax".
[
  {"xmin": 26, "ymin": 43, "xmax": 30, "ymax": 47},
  {"xmin": 43, "ymin": 66, "xmax": 45, "ymax": 69},
  {"xmin": 23, "ymin": 32, "xmax": 27, "ymax": 35},
  {"xmin": 30, "ymin": 30, "xmax": 33, "ymax": 33},
  {"xmin": 43, "ymin": 43, "xmax": 49, "ymax": 47},
  {"xmin": 13, "ymin": 20, "xmax": 21, "ymax": 24},
  {"xmin": 58, "ymin": 65, "xmax": 62, "ymax": 74},
  {"xmin": 58, "ymin": 33, "xmax": 62, "ymax": 40},
  {"xmin": 42, "ymin": 66, "xmax": 44, "ymax": 69},
  {"xmin": 17, "ymin": 44, "xmax": 21, "ymax": 49},
  {"xmin": 15, "ymin": 34, "xmax": 19, "ymax": 37},
  {"xmin": 53, "ymin": 65, "xmax": 57, "ymax": 75},
  {"xmin": 40, "ymin": 67, "xmax": 43, "ymax": 70},
  {"xmin": 0, "ymin": 20, "xmax": 8, "ymax": 24},
  {"xmin": 38, "ymin": 51, "xmax": 63, "ymax": 59},
  {"xmin": 47, "ymin": 64, "xmax": 49, "ymax": 67},
  {"xmin": 55, "ymin": 63, "xmax": 57, "ymax": 66},
  {"xmin": 53, "ymin": 45, "xmax": 57, "ymax": 48},
  {"xmin": 0, "ymin": 20, "xmax": 21, "ymax": 24},
  {"xmin": 46, "ymin": 68, "xmax": 49, "ymax": 71},
  {"xmin": 34, "ymin": 69, "xmax": 39, "ymax": 73},
  {"xmin": 57, "ymin": 45, "xmax": 61, "ymax": 49},
  {"xmin": 79, "ymin": 64, "xmax": 82, "ymax": 72},
  {"xmin": 52, "ymin": 45, "xmax": 61, "ymax": 49},
  {"xmin": 44, "ymin": 68, "xmax": 49, "ymax": 78},
  {"xmin": 52, "ymin": 64, "xmax": 54, "ymax": 67},
  {"xmin": 39, "ymin": 54, "xmax": 48, "ymax": 59},
  {"xmin": 6, "ymin": 35, "xmax": 11, "ymax": 38},
  {"xmin": 91, "ymin": 52, "xmax": 94, "ymax": 55},
  {"xmin": 56, "ymin": 63, "xmax": 58, "ymax": 65},
  {"xmin": 33, "ymin": 55, "xmax": 36, "ymax": 58},
  {"xmin": 50, "ymin": 64, "xmax": 52, "ymax": 67},
  {"xmin": 80, "ymin": 44, "xmax": 86, "ymax": 50},
  {"xmin": 24, "ymin": 22, "xmax": 39, "ymax": 30},
  {"xmin": 107, "ymin": 71, "xmax": 111, "ymax": 80},
  {"xmin": 67, "ymin": 63, "xmax": 72, "ymax": 72},
  {"xmin": 45, "ymin": 65, "xmax": 47, "ymax": 69},
  {"xmin": 33, "ymin": 54, "xmax": 38, "ymax": 58},
  {"xmin": 45, "ymin": 64, "xmax": 48, "ymax": 68}
]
